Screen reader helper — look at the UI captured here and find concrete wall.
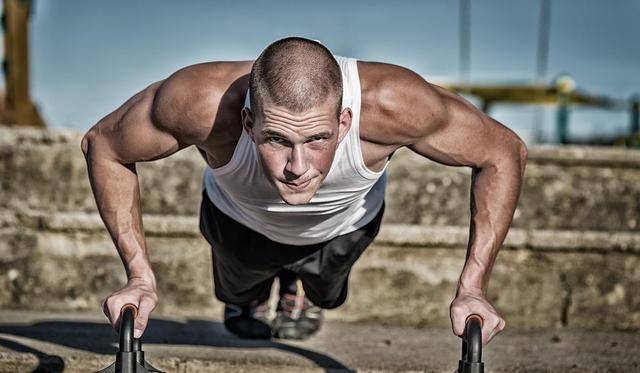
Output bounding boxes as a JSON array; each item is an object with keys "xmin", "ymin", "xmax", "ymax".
[
  {"xmin": 3, "ymin": 127, "xmax": 639, "ymax": 232},
  {"xmin": 1, "ymin": 126, "xmax": 639, "ymax": 330}
]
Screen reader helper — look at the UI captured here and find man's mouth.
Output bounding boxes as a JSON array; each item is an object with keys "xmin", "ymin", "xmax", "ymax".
[{"xmin": 281, "ymin": 178, "xmax": 313, "ymax": 190}]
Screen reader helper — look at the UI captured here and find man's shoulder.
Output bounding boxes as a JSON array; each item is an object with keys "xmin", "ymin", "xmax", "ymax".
[
  {"xmin": 357, "ymin": 61, "xmax": 447, "ymax": 147},
  {"xmin": 151, "ymin": 61, "xmax": 252, "ymax": 144}
]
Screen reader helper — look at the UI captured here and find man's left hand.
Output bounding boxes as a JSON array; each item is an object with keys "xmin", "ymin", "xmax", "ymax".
[{"xmin": 449, "ymin": 291, "xmax": 506, "ymax": 347}]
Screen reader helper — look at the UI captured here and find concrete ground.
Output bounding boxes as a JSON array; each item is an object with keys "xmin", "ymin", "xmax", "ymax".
[{"xmin": 0, "ymin": 310, "xmax": 638, "ymax": 372}]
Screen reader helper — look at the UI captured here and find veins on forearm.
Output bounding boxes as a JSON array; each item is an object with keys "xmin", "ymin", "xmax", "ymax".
[{"xmin": 460, "ymin": 159, "xmax": 522, "ymax": 292}]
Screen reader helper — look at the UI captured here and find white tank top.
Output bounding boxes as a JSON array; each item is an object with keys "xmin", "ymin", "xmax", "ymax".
[{"xmin": 202, "ymin": 56, "xmax": 388, "ymax": 245}]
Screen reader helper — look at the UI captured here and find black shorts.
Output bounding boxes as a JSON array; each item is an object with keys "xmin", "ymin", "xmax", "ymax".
[{"xmin": 198, "ymin": 191, "xmax": 384, "ymax": 309}]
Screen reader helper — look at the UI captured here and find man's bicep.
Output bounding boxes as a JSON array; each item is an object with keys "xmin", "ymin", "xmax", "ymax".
[
  {"xmin": 408, "ymin": 85, "xmax": 524, "ymax": 168},
  {"xmin": 84, "ymin": 82, "xmax": 183, "ymax": 164}
]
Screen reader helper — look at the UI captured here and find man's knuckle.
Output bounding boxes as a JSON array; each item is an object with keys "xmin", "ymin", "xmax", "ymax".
[
  {"xmin": 142, "ymin": 294, "xmax": 158, "ymax": 304},
  {"xmin": 105, "ymin": 297, "xmax": 116, "ymax": 308},
  {"xmin": 136, "ymin": 314, "xmax": 148, "ymax": 323}
]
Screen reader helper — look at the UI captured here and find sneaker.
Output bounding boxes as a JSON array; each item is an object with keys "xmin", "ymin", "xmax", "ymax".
[
  {"xmin": 272, "ymin": 280, "xmax": 323, "ymax": 340},
  {"xmin": 223, "ymin": 299, "xmax": 272, "ymax": 339}
]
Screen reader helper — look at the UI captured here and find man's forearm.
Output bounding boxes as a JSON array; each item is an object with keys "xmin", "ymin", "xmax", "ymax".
[
  {"xmin": 457, "ymin": 145, "xmax": 527, "ymax": 296},
  {"xmin": 82, "ymin": 134, "xmax": 156, "ymax": 284}
]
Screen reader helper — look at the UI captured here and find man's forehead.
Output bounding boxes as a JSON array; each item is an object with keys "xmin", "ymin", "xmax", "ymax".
[
  {"xmin": 261, "ymin": 105, "xmax": 335, "ymax": 122},
  {"xmin": 257, "ymin": 106, "xmax": 337, "ymax": 135}
]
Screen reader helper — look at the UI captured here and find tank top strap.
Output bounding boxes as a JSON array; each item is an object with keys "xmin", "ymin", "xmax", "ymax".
[{"xmin": 338, "ymin": 57, "xmax": 389, "ymax": 180}]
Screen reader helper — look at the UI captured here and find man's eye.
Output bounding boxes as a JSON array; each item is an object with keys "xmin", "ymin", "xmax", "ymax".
[
  {"xmin": 309, "ymin": 136, "xmax": 327, "ymax": 142},
  {"xmin": 269, "ymin": 137, "xmax": 284, "ymax": 143}
]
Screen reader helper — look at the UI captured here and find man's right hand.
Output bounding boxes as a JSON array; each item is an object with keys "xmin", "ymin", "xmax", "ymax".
[{"xmin": 102, "ymin": 277, "xmax": 159, "ymax": 339}]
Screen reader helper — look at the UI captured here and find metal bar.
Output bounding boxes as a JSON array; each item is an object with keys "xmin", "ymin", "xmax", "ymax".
[{"xmin": 459, "ymin": 0, "xmax": 471, "ymax": 83}]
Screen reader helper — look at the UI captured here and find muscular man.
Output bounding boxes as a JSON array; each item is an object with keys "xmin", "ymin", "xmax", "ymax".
[{"xmin": 82, "ymin": 37, "xmax": 527, "ymax": 345}]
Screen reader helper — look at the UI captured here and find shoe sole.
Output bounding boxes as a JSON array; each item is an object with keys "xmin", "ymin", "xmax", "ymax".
[
  {"xmin": 273, "ymin": 320, "xmax": 321, "ymax": 340},
  {"xmin": 274, "ymin": 326, "xmax": 314, "ymax": 340},
  {"xmin": 225, "ymin": 318, "xmax": 272, "ymax": 339}
]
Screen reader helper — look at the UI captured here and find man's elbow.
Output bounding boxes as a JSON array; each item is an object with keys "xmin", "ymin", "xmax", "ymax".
[
  {"xmin": 514, "ymin": 137, "xmax": 528, "ymax": 175},
  {"xmin": 81, "ymin": 131, "xmax": 93, "ymax": 157},
  {"xmin": 493, "ymin": 132, "xmax": 528, "ymax": 176}
]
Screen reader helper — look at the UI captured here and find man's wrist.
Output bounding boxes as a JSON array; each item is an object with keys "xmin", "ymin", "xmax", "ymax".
[
  {"xmin": 456, "ymin": 282, "xmax": 485, "ymax": 297},
  {"xmin": 456, "ymin": 260, "xmax": 488, "ymax": 297},
  {"xmin": 126, "ymin": 262, "xmax": 157, "ymax": 287}
]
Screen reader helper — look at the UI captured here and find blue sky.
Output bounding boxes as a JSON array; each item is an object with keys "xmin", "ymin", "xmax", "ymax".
[{"xmin": 12, "ymin": 0, "xmax": 640, "ymax": 143}]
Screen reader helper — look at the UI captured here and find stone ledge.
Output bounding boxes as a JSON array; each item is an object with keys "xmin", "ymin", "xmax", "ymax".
[
  {"xmin": 3, "ymin": 125, "xmax": 640, "ymax": 167},
  {"xmin": 0, "ymin": 126, "xmax": 81, "ymax": 146},
  {"xmin": 377, "ymin": 224, "xmax": 640, "ymax": 254},
  {"xmin": 13, "ymin": 209, "xmax": 199, "ymax": 237},
  {"xmin": 528, "ymin": 145, "xmax": 640, "ymax": 168},
  {"xmin": 6, "ymin": 209, "xmax": 640, "ymax": 254},
  {"xmin": 3, "ymin": 125, "xmax": 640, "ymax": 232},
  {"xmin": 1, "ymin": 233, "xmax": 638, "ymax": 329}
]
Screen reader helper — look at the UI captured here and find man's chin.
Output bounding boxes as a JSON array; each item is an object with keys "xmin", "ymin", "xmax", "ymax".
[
  {"xmin": 276, "ymin": 184, "xmax": 316, "ymax": 205},
  {"xmin": 280, "ymin": 191, "xmax": 314, "ymax": 205}
]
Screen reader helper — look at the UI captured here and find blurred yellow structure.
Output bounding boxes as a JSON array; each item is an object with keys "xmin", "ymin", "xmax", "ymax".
[
  {"xmin": 442, "ymin": 79, "xmax": 637, "ymax": 144},
  {"xmin": 2, "ymin": 0, "xmax": 45, "ymax": 127}
]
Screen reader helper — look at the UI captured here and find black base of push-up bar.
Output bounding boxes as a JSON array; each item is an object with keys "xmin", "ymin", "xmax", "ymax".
[{"xmin": 96, "ymin": 304, "xmax": 164, "ymax": 373}]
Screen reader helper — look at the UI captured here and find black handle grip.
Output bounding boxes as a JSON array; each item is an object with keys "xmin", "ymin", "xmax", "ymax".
[
  {"xmin": 457, "ymin": 314, "xmax": 484, "ymax": 373},
  {"xmin": 115, "ymin": 304, "xmax": 139, "ymax": 373},
  {"xmin": 119, "ymin": 303, "xmax": 139, "ymax": 353},
  {"xmin": 464, "ymin": 314, "xmax": 482, "ymax": 362}
]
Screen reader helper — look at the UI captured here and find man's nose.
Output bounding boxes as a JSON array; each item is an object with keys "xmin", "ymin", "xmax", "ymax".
[{"xmin": 285, "ymin": 145, "xmax": 309, "ymax": 178}]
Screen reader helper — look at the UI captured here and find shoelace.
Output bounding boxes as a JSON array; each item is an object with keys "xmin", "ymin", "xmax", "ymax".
[
  {"xmin": 279, "ymin": 293, "xmax": 308, "ymax": 319},
  {"xmin": 249, "ymin": 299, "xmax": 269, "ymax": 319},
  {"xmin": 279, "ymin": 279, "xmax": 309, "ymax": 319}
]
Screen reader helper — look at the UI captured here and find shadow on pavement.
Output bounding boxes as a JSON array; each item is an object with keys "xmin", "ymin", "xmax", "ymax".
[
  {"xmin": 0, "ymin": 336, "xmax": 65, "ymax": 372},
  {"xmin": 0, "ymin": 317, "xmax": 354, "ymax": 372}
]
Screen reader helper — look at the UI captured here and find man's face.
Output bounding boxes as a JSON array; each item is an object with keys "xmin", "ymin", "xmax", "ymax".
[{"xmin": 242, "ymin": 97, "xmax": 352, "ymax": 205}]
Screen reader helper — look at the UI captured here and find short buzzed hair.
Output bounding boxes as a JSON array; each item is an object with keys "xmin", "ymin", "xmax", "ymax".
[{"xmin": 250, "ymin": 37, "xmax": 343, "ymax": 120}]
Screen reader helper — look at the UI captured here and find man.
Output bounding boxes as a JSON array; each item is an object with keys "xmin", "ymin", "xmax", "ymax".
[{"xmin": 82, "ymin": 37, "xmax": 526, "ymax": 346}]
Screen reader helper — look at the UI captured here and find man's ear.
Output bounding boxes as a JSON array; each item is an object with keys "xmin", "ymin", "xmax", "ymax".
[
  {"xmin": 241, "ymin": 107, "xmax": 256, "ymax": 142},
  {"xmin": 337, "ymin": 107, "xmax": 353, "ymax": 143}
]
